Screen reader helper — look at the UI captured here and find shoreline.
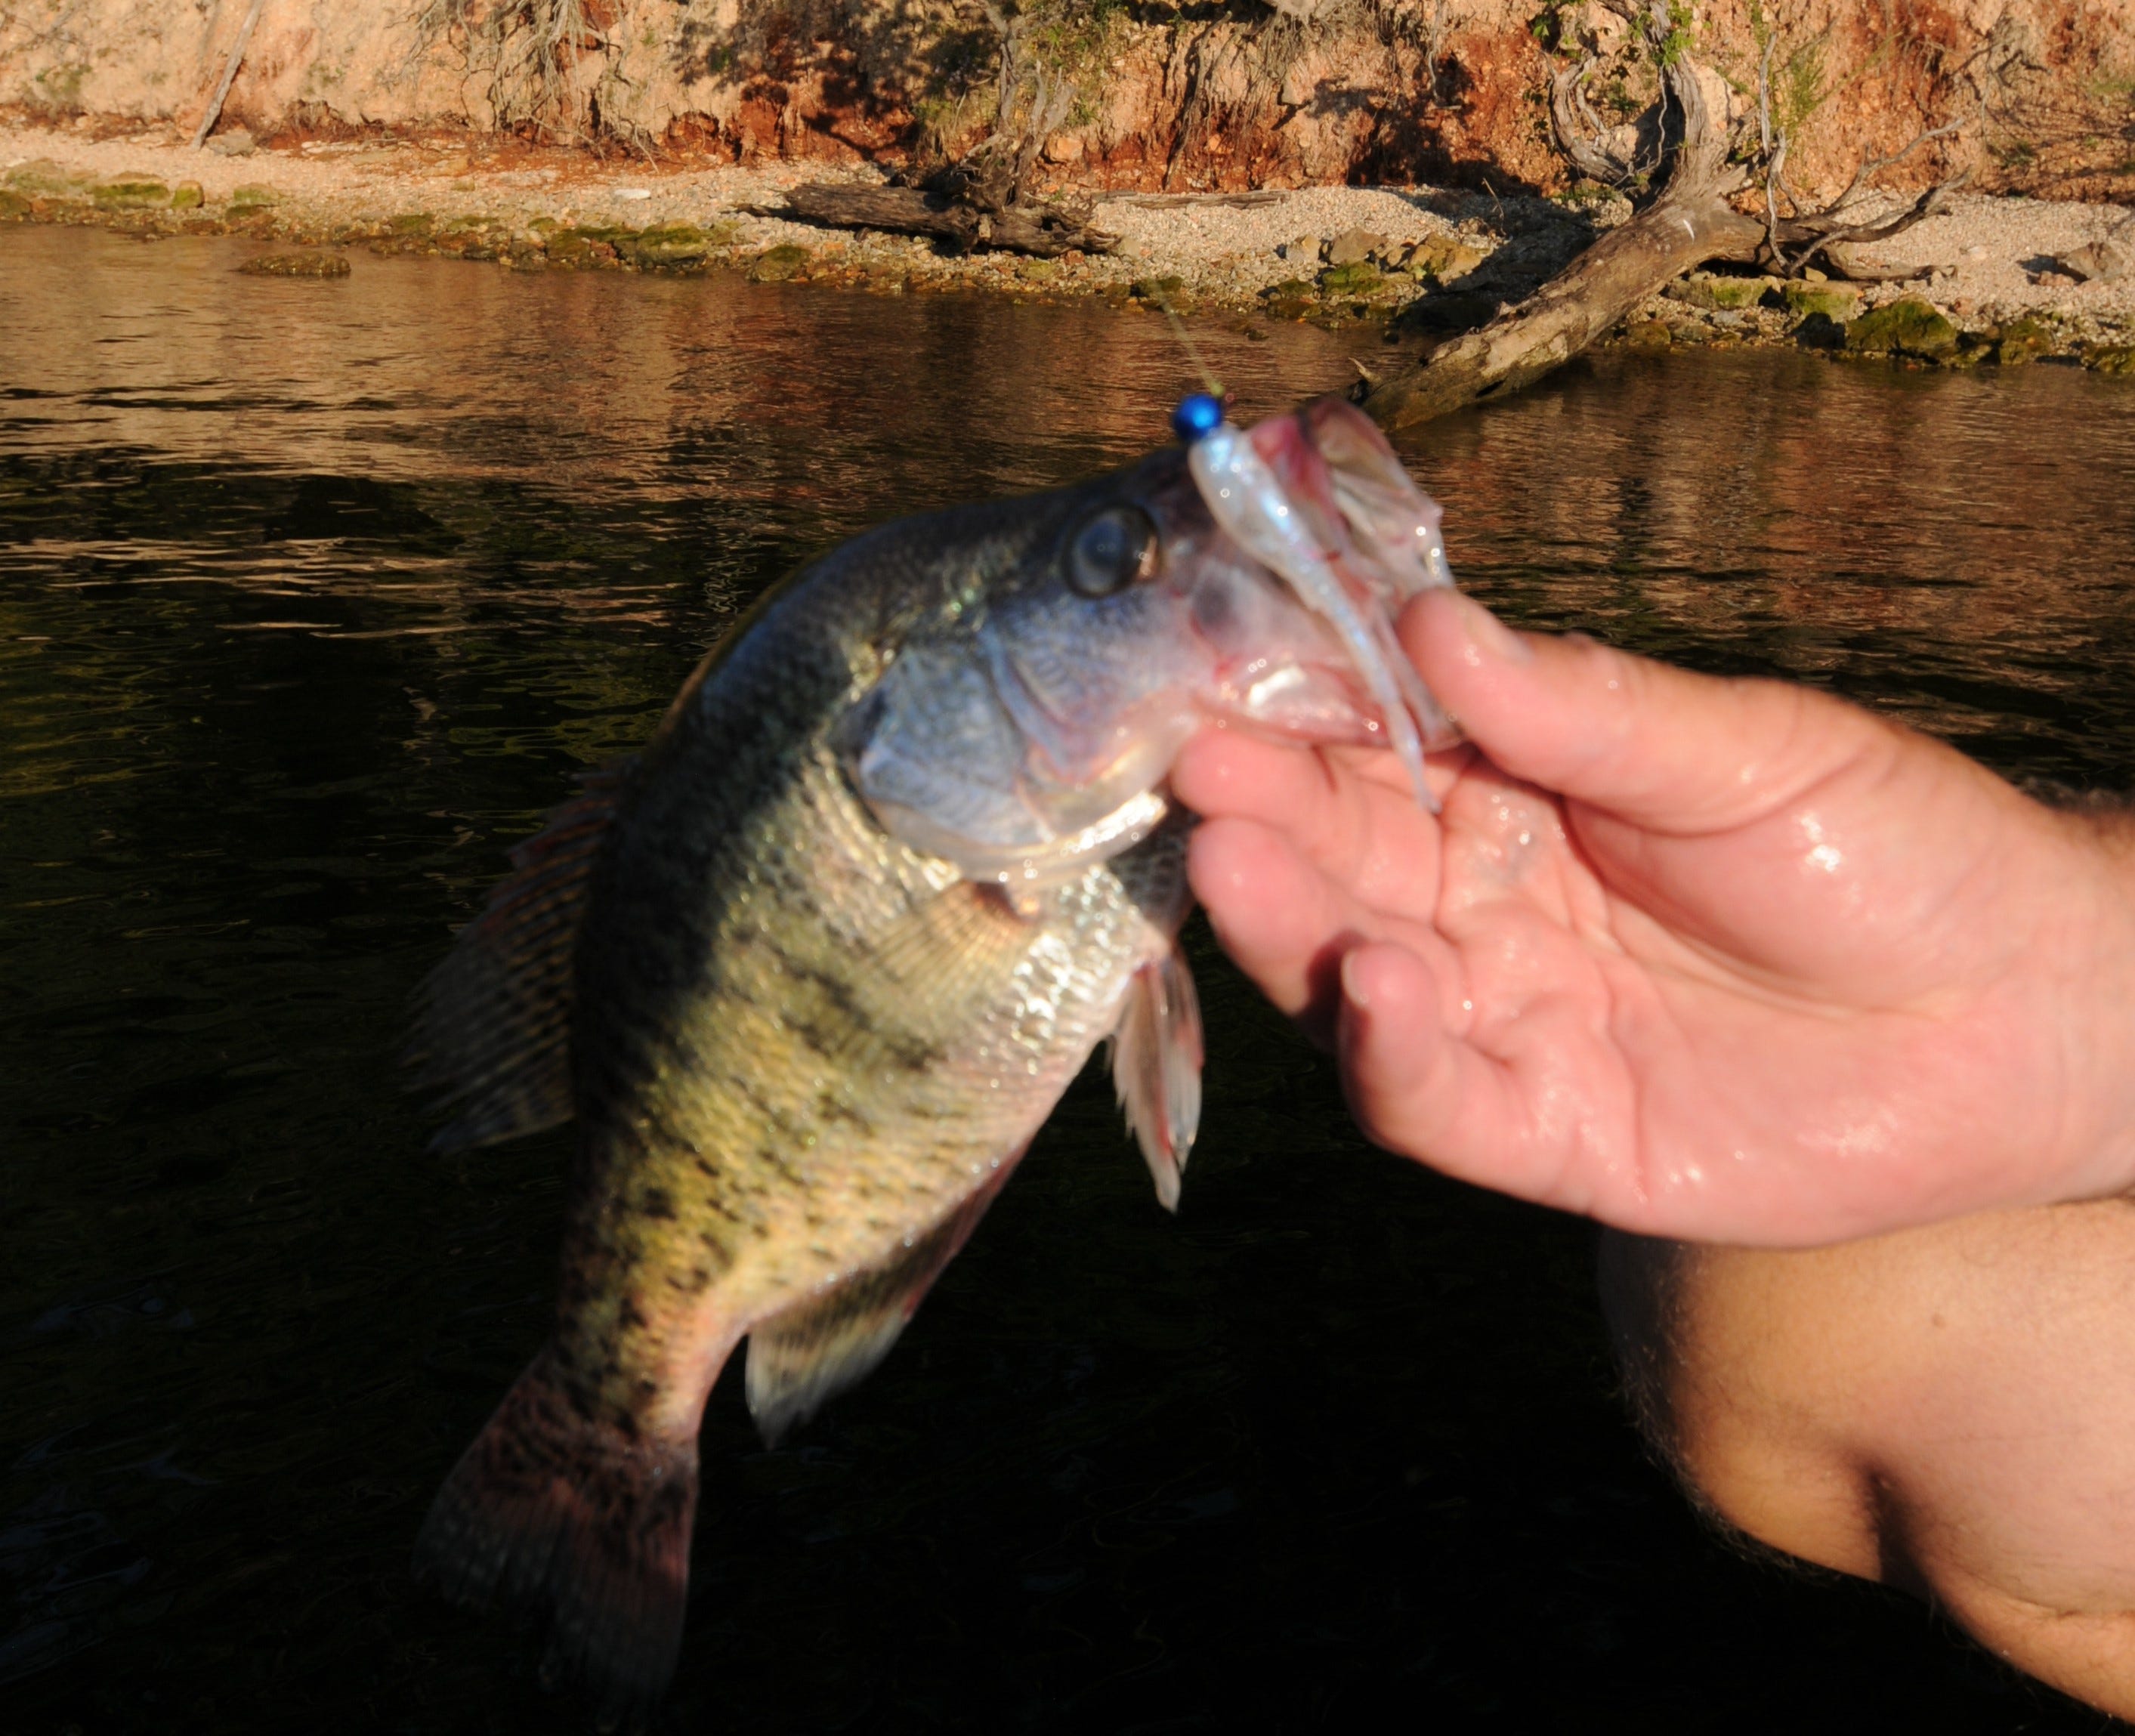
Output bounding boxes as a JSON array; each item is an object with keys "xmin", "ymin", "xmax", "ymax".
[{"xmin": 5, "ymin": 120, "xmax": 2133, "ymax": 373}]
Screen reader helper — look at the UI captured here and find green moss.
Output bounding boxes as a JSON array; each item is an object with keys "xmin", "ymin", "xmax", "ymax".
[
  {"xmin": 1671, "ymin": 271, "xmax": 1773, "ymax": 310},
  {"xmin": 1781, "ymin": 281, "xmax": 1860, "ymax": 322},
  {"xmin": 238, "ymin": 252, "xmax": 351, "ymax": 279},
  {"xmin": 0, "ymin": 190, "xmax": 29, "ymax": 221},
  {"xmin": 93, "ymin": 178, "xmax": 169, "ymax": 209},
  {"xmin": 390, "ymin": 212, "xmax": 434, "ymax": 236},
  {"xmin": 630, "ymin": 223, "xmax": 712, "ymax": 267},
  {"xmin": 1130, "ymin": 274, "xmax": 1188, "ymax": 304},
  {"xmin": 5, "ymin": 158, "xmax": 87, "ymax": 196},
  {"xmin": 1844, "ymin": 298, "xmax": 1957, "ymax": 359},
  {"xmin": 1621, "ymin": 318, "xmax": 1672, "ymax": 351},
  {"xmin": 1991, "ymin": 317, "xmax": 2054, "ymax": 366},
  {"xmin": 2089, "ymin": 344, "xmax": 2135, "ymax": 376},
  {"xmin": 170, "ymin": 181, "xmax": 204, "ymax": 211},
  {"xmin": 1318, "ymin": 261, "xmax": 1385, "ymax": 296},
  {"xmin": 229, "ymin": 184, "xmax": 283, "ymax": 210},
  {"xmin": 748, "ymin": 242, "xmax": 812, "ymax": 283}
]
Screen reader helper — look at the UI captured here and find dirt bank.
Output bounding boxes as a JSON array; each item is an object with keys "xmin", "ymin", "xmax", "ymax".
[{"xmin": 3, "ymin": 0, "xmax": 2130, "ymax": 202}]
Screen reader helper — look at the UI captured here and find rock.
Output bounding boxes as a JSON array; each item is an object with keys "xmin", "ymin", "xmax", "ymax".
[
  {"xmin": 1324, "ymin": 227, "xmax": 1386, "ymax": 267},
  {"xmin": 207, "ymin": 128, "xmax": 256, "ymax": 156},
  {"xmin": 2054, "ymin": 239, "xmax": 2130, "ymax": 284},
  {"xmin": 229, "ymin": 184, "xmax": 283, "ymax": 210},
  {"xmin": 545, "ymin": 229, "xmax": 595, "ymax": 265},
  {"xmin": 1991, "ymin": 317, "xmax": 2055, "ymax": 365},
  {"xmin": 1391, "ymin": 290, "xmax": 1497, "ymax": 336},
  {"xmin": 0, "ymin": 190, "xmax": 28, "ymax": 221},
  {"xmin": 5, "ymin": 158, "xmax": 87, "ymax": 194},
  {"xmin": 390, "ymin": 212, "xmax": 434, "ymax": 236},
  {"xmin": 1018, "ymin": 258, "xmax": 1060, "ymax": 281},
  {"xmin": 93, "ymin": 178, "xmax": 169, "ymax": 209},
  {"xmin": 1275, "ymin": 236, "xmax": 1316, "ymax": 262},
  {"xmin": 1259, "ymin": 277, "xmax": 1317, "ymax": 320},
  {"xmin": 2087, "ymin": 344, "xmax": 2135, "ymax": 376},
  {"xmin": 171, "ymin": 181, "xmax": 204, "ymax": 210},
  {"xmin": 631, "ymin": 222, "xmax": 712, "ymax": 267},
  {"xmin": 1130, "ymin": 274, "xmax": 1188, "ymax": 305},
  {"xmin": 1844, "ymin": 298, "xmax": 1958, "ymax": 359},
  {"xmin": 1406, "ymin": 234, "xmax": 1488, "ymax": 281},
  {"xmin": 1318, "ymin": 261, "xmax": 1386, "ymax": 295},
  {"xmin": 1669, "ymin": 270, "xmax": 1775, "ymax": 310},
  {"xmin": 748, "ymin": 242, "xmax": 811, "ymax": 282},
  {"xmin": 1794, "ymin": 311, "xmax": 1846, "ymax": 350},
  {"xmin": 1781, "ymin": 281, "xmax": 1861, "ymax": 322},
  {"xmin": 1622, "ymin": 318, "xmax": 1672, "ymax": 351},
  {"xmin": 239, "ymin": 252, "xmax": 351, "ymax": 278}
]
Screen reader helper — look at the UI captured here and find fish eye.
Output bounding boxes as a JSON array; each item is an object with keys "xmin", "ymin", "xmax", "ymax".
[{"xmin": 1065, "ymin": 506, "xmax": 1158, "ymax": 598}]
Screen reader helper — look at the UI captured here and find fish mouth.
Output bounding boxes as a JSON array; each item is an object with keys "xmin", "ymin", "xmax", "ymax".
[{"xmin": 1183, "ymin": 396, "xmax": 1460, "ymax": 805}]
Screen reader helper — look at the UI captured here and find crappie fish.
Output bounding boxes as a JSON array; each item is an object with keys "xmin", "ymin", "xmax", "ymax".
[{"xmin": 406, "ymin": 396, "xmax": 1456, "ymax": 1719}]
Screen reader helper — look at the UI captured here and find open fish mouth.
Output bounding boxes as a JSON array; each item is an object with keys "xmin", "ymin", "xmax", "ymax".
[{"xmin": 1185, "ymin": 395, "xmax": 1459, "ymax": 810}]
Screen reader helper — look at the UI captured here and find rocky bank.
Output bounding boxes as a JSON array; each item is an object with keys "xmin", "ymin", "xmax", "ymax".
[{"xmin": 4, "ymin": 119, "xmax": 2130, "ymax": 378}]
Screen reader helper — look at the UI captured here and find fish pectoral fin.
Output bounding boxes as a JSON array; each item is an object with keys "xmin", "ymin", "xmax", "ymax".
[
  {"xmin": 850, "ymin": 879, "xmax": 1037, "ymax": 1040},
  {"xmin": 745, "ymin": 1151, "xmax": 1025, "ymax": 1446},
  {"xmin": 1111, "ymin": 944, "xmax": 1204, "ymax": 1213},
  {"xmin": 406, "ymin": 756, "xmax": 636, "ymax": 1152}
]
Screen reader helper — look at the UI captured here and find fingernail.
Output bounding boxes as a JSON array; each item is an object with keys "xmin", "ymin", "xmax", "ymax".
[{"xmin": 1452, "ymin": 592, "xmax": 1533, "ymax": 665}]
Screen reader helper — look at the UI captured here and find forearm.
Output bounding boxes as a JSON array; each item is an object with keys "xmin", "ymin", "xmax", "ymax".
[{"xmin": 1601, "ymin": 1205, "xmax": 2135, "ymax": 1719}]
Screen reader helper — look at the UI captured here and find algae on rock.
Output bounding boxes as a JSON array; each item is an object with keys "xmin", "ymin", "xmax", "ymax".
[{"xmin": 1845, "ymin": 298, "xmax": 1957, "ymax": 360}]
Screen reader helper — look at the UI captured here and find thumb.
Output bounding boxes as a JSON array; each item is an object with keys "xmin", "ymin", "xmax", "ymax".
[{"xmin": 1402, "ymin": 590, "xmax": 1886, "ymax": 831}]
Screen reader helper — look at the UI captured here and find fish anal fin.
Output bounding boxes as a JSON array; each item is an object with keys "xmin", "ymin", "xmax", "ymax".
[
  {"xmin": 1112, "ymin": 944, "xmax": 1204, "ymax": 1212},
  {"xmin": 413, "ymin": 1344, "xmax": 699, "ymax": 1727},
  {"xmin": 406, "ymin": 758, "xmax": 634, "ymax": 1152},
  {"xmin": 745, "ymin": 1151, "xmax": 1025, "ymax": 1445}
]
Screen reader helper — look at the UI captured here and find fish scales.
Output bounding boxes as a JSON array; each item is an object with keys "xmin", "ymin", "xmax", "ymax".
[{"xmin": 408, "ymin": 397, "xmax": 1460, "ymax": 1724}]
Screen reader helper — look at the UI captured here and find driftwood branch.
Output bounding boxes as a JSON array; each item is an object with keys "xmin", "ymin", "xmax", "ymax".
[
  {"xmin": 1367, "ymin": 8, "xmax": 1973, "ymax": 434},
  {"xmin": 766, "ymin": 184, "xmax": 1119, "ymax": 258},
  {"xmin": 1367, "ymin": 49, "xmax": 1757, "ymax": 431}
]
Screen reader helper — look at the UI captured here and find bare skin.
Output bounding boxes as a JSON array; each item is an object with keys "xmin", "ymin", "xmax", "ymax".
[
  {"xmin": 1173, "ymin": 588, "xmax": 2135, "ymax": 1246},
  {"xmin": 1600, "ymin": 1209, "xmax": 2135, "ymax": 1721},
  {"xmin": 1174, "ymin": 591, "xmax": 2135, "ymax": 1716}
]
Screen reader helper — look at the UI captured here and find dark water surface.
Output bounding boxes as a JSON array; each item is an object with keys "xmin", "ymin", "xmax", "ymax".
[{"xmin": 5, "ymin": 224, "xmax": 2135, "ymax": 1734}]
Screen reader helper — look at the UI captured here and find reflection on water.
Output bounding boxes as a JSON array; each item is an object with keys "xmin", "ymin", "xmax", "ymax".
[{"xmin": 3, "ymin": 224, "xmax": 2131, "ymax": 1733}]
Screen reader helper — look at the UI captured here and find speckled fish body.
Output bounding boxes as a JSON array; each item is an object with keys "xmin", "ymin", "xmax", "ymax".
[{"xmin": 406, "ymin": 397, "xmax": 1457, "ymax": 1721}]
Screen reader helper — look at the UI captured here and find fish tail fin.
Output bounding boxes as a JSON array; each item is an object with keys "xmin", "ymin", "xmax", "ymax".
[{"xmin": 414, "ymin": 1348, "xmax": 697, "ymax": 1725}]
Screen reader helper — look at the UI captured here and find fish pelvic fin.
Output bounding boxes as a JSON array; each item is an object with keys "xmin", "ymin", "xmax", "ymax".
[
  {"xmin": 413, "ymin": 1346, "xmax": 696, "ymax": 1727},
  {"xmin": 746, "ymin": 1151, "xmax": 1025, "ymax": 1446},
  {"xmin": 405, "ymin": 758, "xmax": 634, "ymax": 1153},
  {"xmin": 1112, "ymin": 944, "xmax": 1204, "ymax": 1212}
]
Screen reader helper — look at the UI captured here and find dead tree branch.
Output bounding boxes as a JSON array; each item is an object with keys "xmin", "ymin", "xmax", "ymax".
[
  {"xmin": 1365, "ymin": 3, "xmax": 1975, "ymax": 433},
  {"xmin": 765, "ymin": 184, "xmax": 1118, "ymax": 258},
  {"xmin": 1367, "ymin": 29, "xmax": 1760, "ymax": 432}
]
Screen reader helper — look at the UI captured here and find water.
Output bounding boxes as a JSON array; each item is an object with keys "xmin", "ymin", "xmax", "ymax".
[{"xmin": 5, "ymin": 223, "xmax": 2133, "ymax": 1733}]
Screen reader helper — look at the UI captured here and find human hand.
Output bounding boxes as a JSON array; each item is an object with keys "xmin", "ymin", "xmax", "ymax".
[{"xmin": 1174, "ymin": 589, "xmax": 2135, "ymax": 1244}]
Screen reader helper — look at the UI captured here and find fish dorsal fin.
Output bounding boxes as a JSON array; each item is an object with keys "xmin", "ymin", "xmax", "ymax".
[
  {"xmin": 745, "ymin": 1151, "xmax": 1024, "ymax": 1445},
  {"xmin": 406, "ymin": 759, "xmax": 635, "ymax": 1153},
  {"xmin": 1112, "ymin": 944, "xmax": 1204, "ymax": 1212}
]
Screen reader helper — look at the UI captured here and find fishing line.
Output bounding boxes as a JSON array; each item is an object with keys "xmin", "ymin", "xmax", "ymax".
[{"xmin": 1156, "ymin": 294, "xmax": 1223, "ymax": 403}]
